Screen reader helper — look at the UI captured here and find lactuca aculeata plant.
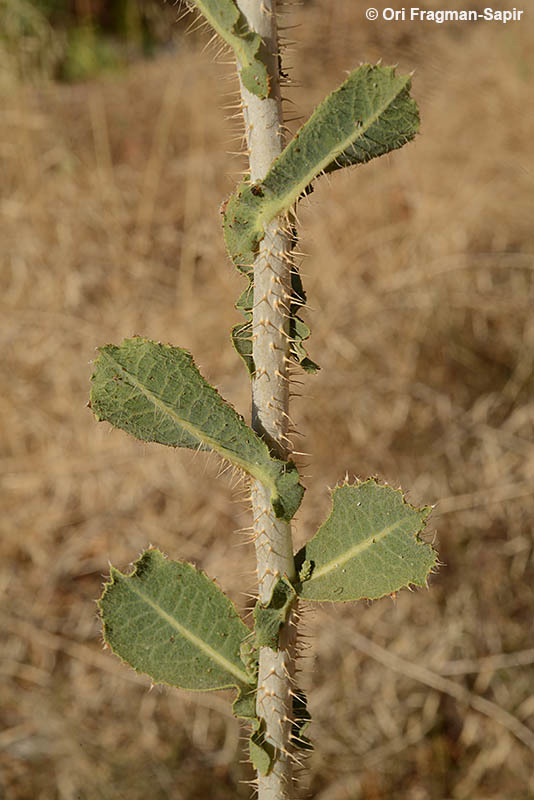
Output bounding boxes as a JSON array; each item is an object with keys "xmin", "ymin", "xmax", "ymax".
[{"xmin": 89, "ymin": 2, "xmax": 438, "ymax": 798}]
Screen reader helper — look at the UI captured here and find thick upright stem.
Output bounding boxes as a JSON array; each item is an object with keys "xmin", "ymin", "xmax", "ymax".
[{"xmin": 235, "ymin": 2, "xmax": 296, "ymax": 798}]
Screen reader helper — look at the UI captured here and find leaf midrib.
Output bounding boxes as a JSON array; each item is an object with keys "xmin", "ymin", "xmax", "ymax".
[
  {"xmin": 257, "ymin": 74, "xmax": 410, "ymax": 233},
  {"xmin": 120, "ymin": 575, "xmax": 252, "ymax": 686},
  {"xmin": 100, "ymin": 349, "xmax": 279, "ymax": 495},
  {"xmin": 307, "ymin": 520, "xmax": 401, "ymax": 584}
]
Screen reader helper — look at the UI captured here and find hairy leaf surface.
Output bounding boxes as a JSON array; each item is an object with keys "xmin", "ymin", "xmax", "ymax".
[
  {"xmin": 90, "ymin": 337, "xmax": 304, "ymax": 521},
  {"xmin": 223, "ymin": 64, "xmax": 418, "ymax": 374},
  {"xmin": 191, "ymin": 0, "xmax": 268, "ymax": 98},
  {"xmin": 224, "ymin": 64, "xmax": 419, "ymax": 271},
  {"xmin": 99, "ymin": 549, "xmax": 255, "ymax": 700},
  {"xmin": 295, "ymin": 480, "xmax": 436, "ymax": 602}
]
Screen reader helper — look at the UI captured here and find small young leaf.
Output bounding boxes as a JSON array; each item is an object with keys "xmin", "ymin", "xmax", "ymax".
[
  {"xmin": 190, "ymin": 0, "xmax": 269, "ymax": 98},
  {"xmin": 90, "ymin": 338, "xmax": 304, "ymax": 521},
  {"xmin": 231, "ymin": 281, "xmax": 255, "ymax": 375},
  {"xmin": 291, "ymin": 689, "xmax": 313, "ymax": 751},
  {"xmin": 253, "ymin": 576, "xmax": 296, "ymax": 650},
  {"xmin": 232, "ymin": 688, "xmax": 257, "ymax": 722},
  {"xmin": 249, "ymin": 719, "xmax": 275, "ymax": 776},
  {"xmin": 99, "ymin": 549, "xmax": 255, "ymax": 698},
  {"xmin": 295, "ymin": 480, "xmax": 436, "ymax": 602},
  {"xmin": 224, "ymin": 64, "xmax": 419, "ymax": 271},
  {"xmin": 288, "ymin": 266, "xmax": 320, "ymax": 374},
  {"xmin": 239, "ymin": 637, "xmax": 259, "ymax": 680},
  {"xmin": 230, "ymin": 261, "xmax": 319, "ymax": 376}
]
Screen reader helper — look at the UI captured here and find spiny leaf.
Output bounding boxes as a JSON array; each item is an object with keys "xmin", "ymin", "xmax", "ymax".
[
  {"xmin": 230, "ymin": 261, "xmax": 319, "ymax": 376},
  {"xmin": 231, "ymin": 281, "xmax": 254, "ymax": 375},
  {"xmin": 90, "ymin": 337, "xmax": 304, "ymax": 522},
  {"xmin": 253, "ymin": 576, "xmax": 296, "ymax": 650},
  {"xmin": 224, "ymin": 64, "xmax": 417, "ymax": 375},
  {"xmin": 239, "ymin": 637, "xmax": 259, "ymax": 679},
  {"xmin": 294, "ymin": 480, "xmax": 436, "ymax": 602},
  {"xmin": 288, "ymin": 267, "xmax": 319, "ymax": 374},
  {"xmin": 190, "ymin": 0, "xmax": 269, "ymax": 98},
  {"xmin": 98, "ymin": 549, "xmax": 255, "ymax": 701},
  {"xmin": 223, "ymin": 64, "xmax": 419, "ymax": 272}
]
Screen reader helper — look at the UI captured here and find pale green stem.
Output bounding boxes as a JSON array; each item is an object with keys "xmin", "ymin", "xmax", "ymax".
[{"xmin": 235, "ymin": 1, "xmax": 297, "ymax": 798}]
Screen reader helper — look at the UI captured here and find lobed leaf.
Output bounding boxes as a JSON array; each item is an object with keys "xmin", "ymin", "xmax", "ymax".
[
  {"xmin": 99, "ymin": 549, "xmax": 255, "ymax": 700},
  {"xmin": 190, "ymin": 0, "xmax": 269, "ymax": 98},
  {"xmin": 90, "ymin": 337, "xmax": 304, "ymax": 521},
  {"xmin": 295, "ymin": 480, "xmax": 436, "ymax": 602}
]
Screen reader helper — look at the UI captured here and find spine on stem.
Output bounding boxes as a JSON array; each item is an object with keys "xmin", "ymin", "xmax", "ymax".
[
  {"xmin": 90, "ymin": 4, "xmax": 433, "ymax": 798},
  {"xmin": 235, "ymin": 1, "xmax": 297, "ymax": 797}
]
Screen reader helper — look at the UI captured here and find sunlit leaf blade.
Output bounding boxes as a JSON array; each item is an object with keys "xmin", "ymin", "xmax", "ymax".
[
  {"xmin": 295, "ymin": 480, "xmax": 436, "ymax": 602},
  {"xmin": 90, "ymin": 337, "xmax": 304, "ymax": 521},
  {"xmin": 191, "ymin": 0, "xmax": 269, "ymax": 98},
  {"xmin": 224, "ymin": 63, "xmax": 416, "ymax": 376},
  {"xmin": 223, "ymin": 64, "xmax": 419, "ymax": 271},
  {"xmin": 99, "ymin": 549, "xmax": 255, "ymax": 695}
]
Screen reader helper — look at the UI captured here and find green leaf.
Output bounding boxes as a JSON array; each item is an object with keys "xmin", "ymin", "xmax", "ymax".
[
  {"xmin": 288, "ymin": 266, "xmax": 320, "ymax": 374},
  {"xmin": 228, "ymin": 230, "xmax": 319, "ymax": 376},
  {"xmin": 231, "ymin": 320, "xmax": 254, "ymax": 375},
  {"xmin": 232, "ymin": 688, "xmax": 257, "ymax": 721},
  {"xmin": 98, "ymin": 549, "xmax": 255, "ymax": 700},
  {"xmin": 239, "ymin": 637, "xmax": 259, "ymax": 679},
  {"xmin": 249, "ymin": 719, "xmax": 275, "ymax": 776},
  {"xmin": 190, "ymin": 0, "xmax": 269, "ymax": 98},
  {"xmin": 90, "ymin": 337, "xmax": 304, "ymax": 521},
  {"xmin": 224, "ymin": 64, "xmax": 417, "ymax": 376},
  {"xmin": 253, "ymin": 576, "xmax": 296, "ymax": 650},
  {"xmin": 223, "ymin": 64, "xmax": 419, "ymax": 272},
  {"xmin": 291, "ymin": 689, "xmax": 313, "ymax": 751},
  {"xmin": 231, "ymin": 281, "xmax": 255, "ymax": 375},
  {"xmin": 295, "ymin": 480, "xmax": 436, "ymax": 602},
  {"xmin": 290, "ymin": 315, "xmax": 319, "ymax": 375}
]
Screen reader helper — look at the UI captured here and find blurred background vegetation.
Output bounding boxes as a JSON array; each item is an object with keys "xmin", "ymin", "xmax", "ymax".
[
  {"xmin": 1, "ymin": 1, "xmax": 533, "ymax": 799},
  {"xmin": 0, "ymin": 0, "xmax": 185, "ymax": 82}
]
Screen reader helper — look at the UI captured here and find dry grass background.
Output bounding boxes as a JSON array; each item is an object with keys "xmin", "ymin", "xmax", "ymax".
[{"xmin": 1, "ymin": 1, "xmax": 533, "ymax": 798}]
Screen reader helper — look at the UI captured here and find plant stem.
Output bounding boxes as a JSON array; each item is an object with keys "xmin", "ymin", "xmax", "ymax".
[{"xmin": 235, "ymin": 1, "xmax": 296, "ymax": 797}]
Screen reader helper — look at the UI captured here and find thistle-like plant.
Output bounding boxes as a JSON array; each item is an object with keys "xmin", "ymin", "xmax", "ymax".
[{"xmin": 89, "ymin": 2, "xmax": 438, "ymax": 798}]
